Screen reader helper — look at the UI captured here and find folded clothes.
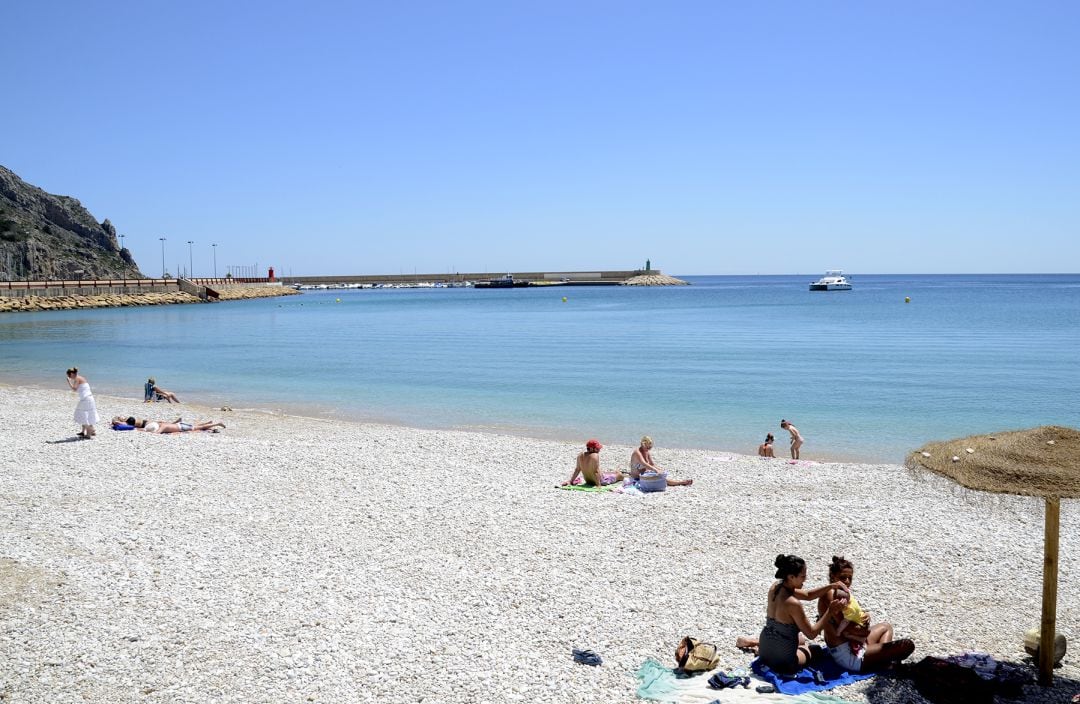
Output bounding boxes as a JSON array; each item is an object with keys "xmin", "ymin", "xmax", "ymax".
[{"xmin": 707, "ymin": 671, "xmax": 750, "ymax": 689}]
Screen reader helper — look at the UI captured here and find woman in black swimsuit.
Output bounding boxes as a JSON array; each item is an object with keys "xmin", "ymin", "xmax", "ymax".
[{"xmin": 758, "ymin": 554, "xmax": 844, "ymax": 674}]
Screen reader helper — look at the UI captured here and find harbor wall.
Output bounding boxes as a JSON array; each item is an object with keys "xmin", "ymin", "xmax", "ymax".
[{"xmin": 281, "ymin": 270, "xmax": 655, "ymax": 286}]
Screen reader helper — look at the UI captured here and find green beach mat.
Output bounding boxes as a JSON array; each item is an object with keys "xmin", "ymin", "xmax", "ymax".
[{"xmin": 558, "ymin": 483, "xmax": 613, "ymax": 492}]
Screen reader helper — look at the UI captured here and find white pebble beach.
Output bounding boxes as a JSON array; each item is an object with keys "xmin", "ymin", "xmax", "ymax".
[{"xmin": 2, "ymin": 384, "xmax": 1077, "ymax": 703}]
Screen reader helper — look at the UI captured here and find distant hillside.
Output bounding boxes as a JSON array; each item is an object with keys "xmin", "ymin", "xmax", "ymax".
[{"xmin": 0, "ymin": 165, "xmax": 144, "ymax": 280}]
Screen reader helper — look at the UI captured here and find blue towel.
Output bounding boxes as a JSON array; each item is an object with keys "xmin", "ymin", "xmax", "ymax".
[{"xmin": 751, "ymin": 655, "xmax": 874, "ymax": 695}]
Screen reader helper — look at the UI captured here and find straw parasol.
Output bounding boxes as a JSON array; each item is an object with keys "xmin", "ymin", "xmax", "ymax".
[{"xmin": 906, "ymin": 425, "xmax": 1080, "ymax": 685}]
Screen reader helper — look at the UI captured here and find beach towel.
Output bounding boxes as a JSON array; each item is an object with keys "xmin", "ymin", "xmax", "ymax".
[
  {"xmin": 750, "ymin": 656, "xmax": 873, "ymax": 695},
  {"xmin": 635, "ymin": 659, "xmax": 848, "ymax": 703},
  {"xmin": 112, "ymin": 423, "xmax": 135, "ymax": 431},
  {"xmin": 558, "ymin": 483, "xmax": 613, "ymax": 492}
]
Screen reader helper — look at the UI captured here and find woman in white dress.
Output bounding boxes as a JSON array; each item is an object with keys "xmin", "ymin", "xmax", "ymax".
[{"xmin": 66, "ymin": 367, "xmax": 99, "ymax": 438}]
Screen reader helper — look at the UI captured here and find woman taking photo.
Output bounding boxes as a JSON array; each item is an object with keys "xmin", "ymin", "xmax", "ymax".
[{"xmin": 66, "ymin": 367, "xmax": 98, "ymax": 439}]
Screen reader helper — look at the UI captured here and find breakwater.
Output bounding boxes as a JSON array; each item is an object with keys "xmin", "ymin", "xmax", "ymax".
[
  {"xmin": 0, "ymin": 284, "xmax": 297, "ymax": 313},
  {"xmin": 281, "ymin": 269, "xmax": 684, "ymax": 286}
]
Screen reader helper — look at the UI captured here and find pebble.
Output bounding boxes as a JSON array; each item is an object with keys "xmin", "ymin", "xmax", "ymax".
[{"xmin": 0, "ymin": 386, "xmax": 1076, "ymax": 703}]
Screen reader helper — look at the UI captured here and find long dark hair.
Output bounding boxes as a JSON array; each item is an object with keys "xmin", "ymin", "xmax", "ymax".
[{"xmin": 773, "ymin": 554, "xmax": 806, "ymax": 599}]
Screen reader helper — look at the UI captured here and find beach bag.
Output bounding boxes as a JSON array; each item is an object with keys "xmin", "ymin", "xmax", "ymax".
[
  {"xmin": 675, "ymin": 636, "xmax": 720, "ymax": 672},
  {"xmin": 638, "ymin": 471, "xmax": 667, "ymax": 493}
]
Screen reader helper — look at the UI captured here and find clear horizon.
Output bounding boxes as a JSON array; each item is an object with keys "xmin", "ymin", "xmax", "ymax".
[{"xmin": 4, "ymin": 2, "xmax": 1078, "ymax": 277}]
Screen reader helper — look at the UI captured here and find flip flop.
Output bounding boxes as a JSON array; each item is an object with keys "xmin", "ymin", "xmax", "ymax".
[{"xmin": 571, "ymin": 648, "xmax": 602, "ymax": 666}]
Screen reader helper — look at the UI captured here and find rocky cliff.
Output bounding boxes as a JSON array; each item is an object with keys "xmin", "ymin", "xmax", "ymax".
[{"xmin": 0, "ymin": 165, "xmax": 144, "ymax": 280}]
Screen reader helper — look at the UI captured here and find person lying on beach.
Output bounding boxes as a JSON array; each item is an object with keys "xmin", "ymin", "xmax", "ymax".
[
  {"xmin": 816, "ymin": 556, "xmax": 914, "ymax": 672},
  {"xmin": 629, "ymin": 436, "xmax": 692, "ymax": 486},
  {"xmin": 754, "ymin": 554, "xmax": 845, "ymax": 674},
  {"xmin": 780, "ymin": 419, "xmax": 803, "ymax": 459},
  {"xmin": 112, "ymin": 415, "xmax": 182, "ymax": 429},
  {"xmin": 145, "ymin": 378, "xmax": 180, "ymax": 403},
  {"xmin": 757, "ymin": 433, "xmax": 776, "ymax": 458},
  {"xmin": 140, "ymin": 420, "xmax": 226, "ymax": 433},
  {"xmin": 563, "ymin": 439, "xmax": 623, "ymax": 486}
]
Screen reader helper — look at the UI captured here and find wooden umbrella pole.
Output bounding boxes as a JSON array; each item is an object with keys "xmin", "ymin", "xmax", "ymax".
[{"xmin": 1039, "ymin": 496, "xmax": 1061, "ymax": 685}]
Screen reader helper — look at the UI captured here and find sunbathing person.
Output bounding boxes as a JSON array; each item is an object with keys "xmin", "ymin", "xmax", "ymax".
[
  {"xmin": 564, "ymin": 439, "xmax": 623, "ymax": 486},
  {"xmin": 629, "ymin": 436, "xmax": 692, "ymax": 486},
  {"xmin": 756, "ymin": 554, "xmax": 844, "ymax": 674},
  {"xmin": 758, "ymin": 433, "xmax": 776, "ymax": 458},
  {"xmin": 141, "ymin": 420, "xmax": 225, "ymax": 433},
  {"xmin": 145, "ymin": 378, "xmax": 180, "ymax": 403},
  {"xmin": 816, "ymin": 556, "xmax": 914, "ymax": 672},
  {"xmin": 112, "ymin": 415, "xmax": 182, "ymax": 429}
]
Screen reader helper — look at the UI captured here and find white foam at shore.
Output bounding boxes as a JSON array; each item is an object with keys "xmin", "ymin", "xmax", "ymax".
[{"xmin": 1, "ymin": 385, "xmax": 1077, "ymax": 702}]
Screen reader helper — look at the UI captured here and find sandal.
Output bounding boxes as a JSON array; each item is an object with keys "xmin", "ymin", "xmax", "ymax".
[{"xmin": 572, "ymin": 648, "xmax": 602, "ymax": 666}]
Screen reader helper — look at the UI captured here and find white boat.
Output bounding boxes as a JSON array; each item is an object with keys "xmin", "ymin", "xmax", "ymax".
[{"xmin": 809, "ymin": 270, "xmax": 852, "ymax": 291}]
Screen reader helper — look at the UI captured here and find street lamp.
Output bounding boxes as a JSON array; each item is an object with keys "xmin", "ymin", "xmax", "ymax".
[
  {"xmin": 212, "ymin": 243, "xmax": 218, "ymax": 278},
  {"xmin": 187, "ymin": 240, "xmax": 194, "ymax": 279},
  {"xmin": 159, "ymin": 237, "xmax": 167, "ymax": 278}
]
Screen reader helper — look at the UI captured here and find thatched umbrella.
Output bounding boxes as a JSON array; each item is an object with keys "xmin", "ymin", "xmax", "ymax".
[{"xmin": 906, "ymin": 425, "xmax": 1080, "ymax": 685}]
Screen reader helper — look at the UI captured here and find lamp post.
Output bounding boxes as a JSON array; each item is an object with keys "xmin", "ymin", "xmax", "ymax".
[
  {"xmin": 212, "ymin": 243, "xmax": 218, "ymax": 278},
  {"xmin": 187, "ymin": 240, "xmax": 194, "ymax": 279},
  {"xmin": 159, "ymin": 237, "xmax": 167, "ymax": 278}
]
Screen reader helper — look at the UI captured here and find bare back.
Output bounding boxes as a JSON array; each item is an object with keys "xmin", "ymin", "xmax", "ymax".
[{"xmin": 576, "ymin": 451, "xmax": 602, "ymax": 485}]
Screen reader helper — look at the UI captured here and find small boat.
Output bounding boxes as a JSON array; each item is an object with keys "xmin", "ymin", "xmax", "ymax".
[
  {"xmin": 809, "ymin": 270, "xmax": 852, "ymax": 291},
  {"xmin": 475, "ymin": 274, "xmax": 530, "ymax": 289}
]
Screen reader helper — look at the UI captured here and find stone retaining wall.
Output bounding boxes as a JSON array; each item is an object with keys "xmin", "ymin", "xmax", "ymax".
[{"xmin": 0, "ymin": 284, "xmax": 297, "ymax": 313}]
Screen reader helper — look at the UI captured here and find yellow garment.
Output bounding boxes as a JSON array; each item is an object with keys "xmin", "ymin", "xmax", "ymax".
[{"xmin": 842, "ymin": 593, "xmax": 866, "ymax": 625}]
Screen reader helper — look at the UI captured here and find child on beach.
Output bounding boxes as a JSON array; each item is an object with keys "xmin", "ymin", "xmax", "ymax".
[
  {"xmin": 780, "ymin": 419, "xmax": 802, "ymax": 459},
  {"xmin": 564, "ymin": 439, "xmax": 623, "ymax": 487},
  {"xmin": 757, "ymin": 433, "xmax": 775, "ymax": 458}
]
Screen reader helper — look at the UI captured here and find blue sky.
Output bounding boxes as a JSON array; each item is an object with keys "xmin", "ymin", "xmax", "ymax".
[{"xmin": 3, "ymin": 1, "xmax": 1078, "ymax": 276}]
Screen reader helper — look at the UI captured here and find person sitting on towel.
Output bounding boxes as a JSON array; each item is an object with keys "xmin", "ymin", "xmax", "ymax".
[
  {"xmin": 816, "ymin": 556, "xmax": 914, "ymax": 672},
  {"xmin": 564, "ymin": 439, "xmax": 623, "ymax": 486},
  {"xmin": 629, "ymin": 436, "xmax": 692, "ymax": 486}
]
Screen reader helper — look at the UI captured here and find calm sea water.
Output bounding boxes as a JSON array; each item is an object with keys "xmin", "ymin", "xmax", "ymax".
[{"xmin": 2, "ymin": 274, "xmax": 1078, "ymax": 463}]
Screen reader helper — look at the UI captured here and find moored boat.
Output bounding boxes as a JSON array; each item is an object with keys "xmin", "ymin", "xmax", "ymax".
[
  {"xmin": 475, "ymin": 274, "xmax": 530, "ymax": 289},
  {"xmin": 809, "ymin": 270, "xmax": 852, "ymax": 291}
]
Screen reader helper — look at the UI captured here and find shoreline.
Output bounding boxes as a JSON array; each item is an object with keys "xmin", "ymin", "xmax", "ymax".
[
  {"xmin": 0, "ymin": 373, "xmax": 893, "ymax": 465},
  {"xmin": 2, "ymin": 386, "xmax": 1077, "ymax": 702}
]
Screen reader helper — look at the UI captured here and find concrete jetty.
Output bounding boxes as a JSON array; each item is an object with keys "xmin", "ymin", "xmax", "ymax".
[{"xmin": 281, "ymin": 269, "xmax": 687, "ymax": 287}]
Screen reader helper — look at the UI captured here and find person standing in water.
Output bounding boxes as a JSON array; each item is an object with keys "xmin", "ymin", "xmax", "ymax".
[
  {"xmin": 66, "ymin": 367, "xmax": 99, "ymax": 439},
  {"xmin": 780, "ymin": 419, "xmax": 803, "ymax": 459}
]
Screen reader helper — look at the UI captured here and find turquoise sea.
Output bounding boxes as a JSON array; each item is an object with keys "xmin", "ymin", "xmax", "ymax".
[{"xmin": 2, "ymin": 274, "xmax": 1078, "ymax": 463}]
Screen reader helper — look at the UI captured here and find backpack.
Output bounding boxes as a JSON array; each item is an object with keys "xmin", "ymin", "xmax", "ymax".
[{"xmin": 675, "ymin": 636, "xmax": 720, "ymax": 672}]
